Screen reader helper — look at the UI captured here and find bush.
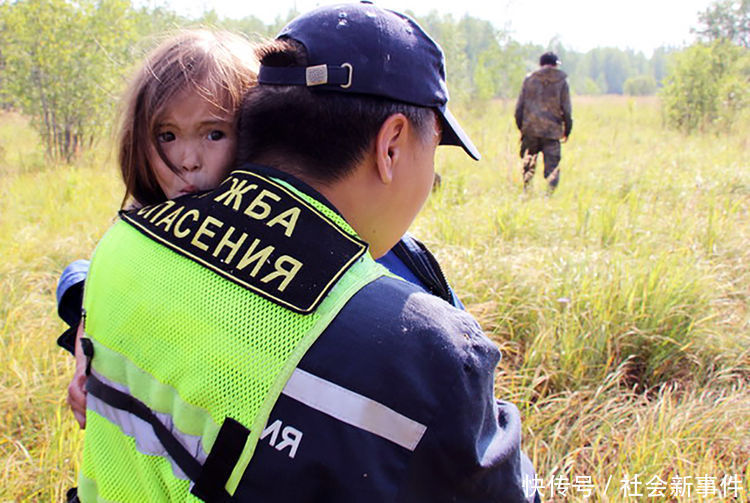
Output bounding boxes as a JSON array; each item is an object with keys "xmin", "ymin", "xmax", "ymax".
[
  {"xmin": 574, "ymin": 77, "xmax": 604, "ymax": 95},
  {"xmin": 660, "ymin": 40, "xmax": 749, "ymax": 132},
  {"xmin": 623, "ymin": 75, "xmax": 657, "ymax": 96}
]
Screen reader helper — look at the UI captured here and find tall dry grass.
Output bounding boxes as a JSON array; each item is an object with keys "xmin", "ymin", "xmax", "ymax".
[
  {"xmin": 0, "ymin": 112, "xmax": 120, "ymax": 500},
  {"xmin": 1, "ymin": 96, "xmax": 748, "ymax": 501},
  {"xmin": 417, "ymin": 96, "xmax": 749, "ymax": 500}
]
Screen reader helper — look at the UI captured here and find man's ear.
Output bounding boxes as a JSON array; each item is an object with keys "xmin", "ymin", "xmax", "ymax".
[{"xmin": 374, "ymin": 114, "xmax": 409, "ymax": 184}]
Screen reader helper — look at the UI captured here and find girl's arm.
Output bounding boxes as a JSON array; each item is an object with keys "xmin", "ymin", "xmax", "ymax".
[
  {"xmin": 68, "ymin": 320, "xmax": 88, "ymax": 428},
  {"xmin": 56, "ymin": 260, "xmax": 91, "ymax": 427}
]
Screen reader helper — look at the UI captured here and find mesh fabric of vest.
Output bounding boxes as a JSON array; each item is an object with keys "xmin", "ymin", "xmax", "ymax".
[{"xmin": 80, "ymin": 179, "xmax": 380, "ymax": 501}]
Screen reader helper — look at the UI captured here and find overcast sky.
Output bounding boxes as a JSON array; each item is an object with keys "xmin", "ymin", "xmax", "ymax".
[{"xmin": 153, "ymin": 0, "xmax": 716, "ymax": 55}]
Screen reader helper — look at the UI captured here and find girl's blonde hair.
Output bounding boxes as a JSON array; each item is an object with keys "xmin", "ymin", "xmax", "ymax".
[{"xmin": 118, "ymin": 29, "xmax": 258, "ymax": 207}]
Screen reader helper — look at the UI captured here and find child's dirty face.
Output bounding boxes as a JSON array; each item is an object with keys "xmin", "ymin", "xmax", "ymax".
[{"xmin": 150, "ymin": 89, "xmax": 236, "ymax": 199}]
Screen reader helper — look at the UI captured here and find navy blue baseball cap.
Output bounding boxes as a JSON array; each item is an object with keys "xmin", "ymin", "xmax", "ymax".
[{"xmin": 258, "ymin": 1, "xmax": 480, "ymax": 160}]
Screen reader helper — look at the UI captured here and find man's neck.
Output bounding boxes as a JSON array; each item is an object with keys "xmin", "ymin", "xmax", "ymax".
[
  {"xmin": 311, "ymin": 169, "xmax": 391, "ymax": 259},
  {"xmin": 246, "ymin": 158, "xmax": 392, "ymax": 259}
]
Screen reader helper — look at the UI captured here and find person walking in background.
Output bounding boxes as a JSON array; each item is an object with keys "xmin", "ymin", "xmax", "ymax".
[{"xmin": 514, "ymin": 51, "xmax": 573, "ymax": 192}]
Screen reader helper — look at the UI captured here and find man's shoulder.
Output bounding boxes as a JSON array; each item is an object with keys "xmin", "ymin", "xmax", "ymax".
[
  {"xmin": 530, "ymin": 66, "xmax": 568, "ymax": 82},
  {"xmin": 342, "ymin": 275, "xmax": 484, "ymax": 343},
  {"xmin": 298, "ymin": 274, "xmax": 501, "ymax": 428},
  {"xmin": 306, "ymin": 275, "xmax": 500, "ymax": 382}
]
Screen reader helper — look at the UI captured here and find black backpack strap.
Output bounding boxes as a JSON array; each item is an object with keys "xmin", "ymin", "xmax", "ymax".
[{"xmin": 392, "ymin": 236, "xmax": 454, "ymax": 304}]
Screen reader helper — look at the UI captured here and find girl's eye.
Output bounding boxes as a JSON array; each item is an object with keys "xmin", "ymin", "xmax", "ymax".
[
  {"xmin": 208, "ymin": 130, "xmax": 225, "ymax": 141},
  {"xmin": 157, "ymin": 131, "xmax": 175, "ymax": 143}
]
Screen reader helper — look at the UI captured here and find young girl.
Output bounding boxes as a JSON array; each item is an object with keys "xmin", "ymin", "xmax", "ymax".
[
  {"xmin": 58, "ymin": 28, "xmax": 259, "ymax": 428},
  {"xmin": 117, "ymin": 29, "xmax": 258, "ymax": 208}
]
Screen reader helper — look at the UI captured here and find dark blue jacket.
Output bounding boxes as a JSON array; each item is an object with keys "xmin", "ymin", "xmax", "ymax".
[{"xmin": 235, "ymin": 274, "xmax": 535, "ymax": 501}]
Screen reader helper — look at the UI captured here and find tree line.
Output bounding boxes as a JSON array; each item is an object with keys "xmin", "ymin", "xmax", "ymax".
[
  {"xmin": 1, "ymin": 0, "xmax": 747, "ymax": 160},
  {"xmin": 397, "ymin": 13, "xmax": 675, "ymax": 100}
]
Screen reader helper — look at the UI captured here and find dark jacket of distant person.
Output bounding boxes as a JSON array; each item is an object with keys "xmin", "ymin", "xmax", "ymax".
[{"xmin": 514, "ymin": 66, "xmax": 573, "ymax": 139}]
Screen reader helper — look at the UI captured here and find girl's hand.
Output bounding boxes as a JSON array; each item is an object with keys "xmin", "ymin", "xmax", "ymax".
[{"xmin": 67, "ymin": 320, "xmax": 88, "ymax": 428}]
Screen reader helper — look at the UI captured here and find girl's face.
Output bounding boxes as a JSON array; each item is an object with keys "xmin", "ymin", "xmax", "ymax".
[{"xmin": 149, "ymin": 89, "xmax": 237, "ymax": 199}]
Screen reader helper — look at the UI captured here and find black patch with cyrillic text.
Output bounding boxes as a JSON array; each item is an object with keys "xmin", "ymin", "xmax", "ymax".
[{"xmin": 120, "ymin": 170, "xmax": 368, "ymax": 314}]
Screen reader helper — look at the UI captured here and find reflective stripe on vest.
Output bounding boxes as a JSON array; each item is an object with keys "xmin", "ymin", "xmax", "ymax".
[
  {"xmin": 87, "ymin": 366, "xmax": 428, "ymax": 477},
  {"xmin": 79, "ymin": 172, "xmax": 386, "ymax": 502},
  {"xmin": 87, "ymin": 371, "xmax": 207, "ymax": 481}
]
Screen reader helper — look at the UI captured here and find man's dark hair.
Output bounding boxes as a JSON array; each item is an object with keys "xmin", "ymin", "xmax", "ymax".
[
  {"xmin": 539, "ymin": 52, "xmax": 560, "ymax": 66},
  {"xmin": 237, "ymin": 39, "xmax": 436, "ymax": 183}
]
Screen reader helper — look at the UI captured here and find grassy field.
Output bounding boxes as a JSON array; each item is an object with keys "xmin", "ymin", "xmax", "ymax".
[{"xmin": 1, "ymin": 96, "xmax": 748, "ymax": 501}]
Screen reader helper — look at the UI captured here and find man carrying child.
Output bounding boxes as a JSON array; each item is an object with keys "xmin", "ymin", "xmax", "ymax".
[{"xmin": 70, "ymin": 3, "xmax": 537, "ymax": 501}]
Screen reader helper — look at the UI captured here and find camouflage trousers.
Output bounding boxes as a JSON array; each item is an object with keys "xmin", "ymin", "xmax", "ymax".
[{"xmin": 520, "ymin": 136, "xmax": 561, "ymax": 190}]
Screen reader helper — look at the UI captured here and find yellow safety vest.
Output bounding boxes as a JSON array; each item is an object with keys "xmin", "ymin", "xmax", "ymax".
[{"xmin": 79, "ymin": 169, "xmax": 385, "ymax": 501}]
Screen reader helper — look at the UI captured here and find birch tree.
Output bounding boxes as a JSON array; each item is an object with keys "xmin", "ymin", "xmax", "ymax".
[{"xmin": 0, "ymin": 0, "xmax": 136, "ymax": 161}]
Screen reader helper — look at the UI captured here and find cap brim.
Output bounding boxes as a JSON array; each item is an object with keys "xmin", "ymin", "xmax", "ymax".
[{"xmin": 438, "ymin": 107, "xmax": 480, "ymax": 161}]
